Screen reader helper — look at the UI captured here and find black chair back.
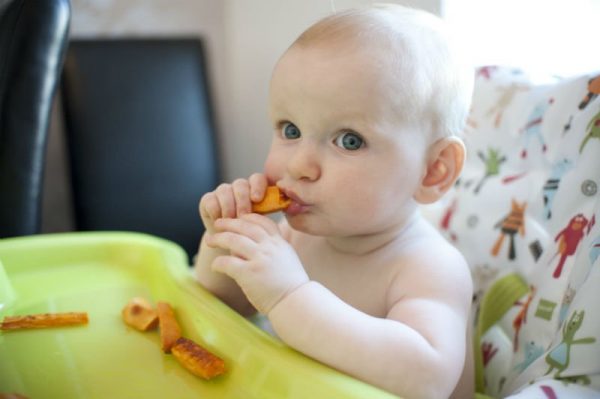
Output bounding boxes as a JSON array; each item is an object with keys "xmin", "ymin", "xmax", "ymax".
[
  {"xmin": 61, "ymin": 38, "xmax": 221, "ymax": 261},
  {"xmin": 0, "ymin": 0, "xmax": 70, "ymax": 237}
]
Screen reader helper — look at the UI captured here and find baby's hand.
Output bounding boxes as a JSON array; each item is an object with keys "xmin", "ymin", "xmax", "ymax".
[
  {"xmin": 199, "ymin": 173, "xmax": 268, "ymax": 234},
  {"xmin": 205, "ymin": 213, "xmax": 309, "ymax": 314}
]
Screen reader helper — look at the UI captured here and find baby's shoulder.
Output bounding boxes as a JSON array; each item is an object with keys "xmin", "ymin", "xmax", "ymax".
[
  {"xmin": 399, "ymin": 238, "xmax": 468, "ymax": 282},
  {"xmin": 403, "ymin": 217, "xmax": 467, "ymax": 268},
  {"xmin": 388, "ymin": 222, "xmax": 472, "ymax": 306}
]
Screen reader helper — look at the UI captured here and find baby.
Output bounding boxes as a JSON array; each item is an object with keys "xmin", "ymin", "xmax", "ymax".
[{"xmin": 194, "ymin": 4, "xmax": 474, "ymax": 398}]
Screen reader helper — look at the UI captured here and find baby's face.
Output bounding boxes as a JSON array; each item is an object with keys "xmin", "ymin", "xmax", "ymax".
[{"xmin": 265, "ymin": 43, "xmax": 428, "ymax": 236}]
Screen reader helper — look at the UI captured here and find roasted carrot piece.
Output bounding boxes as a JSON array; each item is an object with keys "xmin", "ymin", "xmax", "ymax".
[
  {"xmin": 590, "ymin": 76, "xmax": 600, "ymax": 94},
  {"xmin": 157, "ymin": 301, "xmax": 182, "ymax": 353},
  {"xmin": 122, "ymin": 297, "xmax": 158, "ymax": 331},
  {"xmin": 0, "ymin": 312, "xmax": 88, "ymax": 331},
  {"xmin": 0, "ymin": 393, "xmax": 29, "ymax": 399},
  {"xmin": 171, "ymin": 337, "xmax": 225, "ymax": 379},
  {"xmin": 251, "ymin": 186, "xmax": 291, "ymax": 214}
]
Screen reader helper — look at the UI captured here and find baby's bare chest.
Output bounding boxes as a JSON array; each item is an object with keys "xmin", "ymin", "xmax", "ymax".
[{"xmin": 294, "ymin": 241, "xmax": 400, "ymax": 318}]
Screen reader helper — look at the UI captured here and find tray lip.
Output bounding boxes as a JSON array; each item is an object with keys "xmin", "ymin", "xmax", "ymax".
[{"xmin": 0, "ymin": 231, "xmax": 187, "ymax": 257}]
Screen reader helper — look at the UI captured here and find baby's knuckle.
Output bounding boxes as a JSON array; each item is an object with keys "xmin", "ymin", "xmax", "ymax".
[
  {"xmin": 232, "ymin": 178, "xmax": 248, "ymax": 188},
  {"xmin": 199, "ymin": 191, "xmax": 213, "ymax": 204},
  {"xmin": 249, "ymin": 173, "xmax": 264, "ymax": 182},
  {"xmin": 215, "ymin": 183, "xmax": 232, "ymax": 194},
  {"xmin": 199, "ymin": 195, "xmax": 215, "ymax": 215}
]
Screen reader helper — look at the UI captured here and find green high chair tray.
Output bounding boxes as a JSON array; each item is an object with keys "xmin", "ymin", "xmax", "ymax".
[{"xmin": 0, "ymin": 232, "xmax": 396, "ymax": 398}]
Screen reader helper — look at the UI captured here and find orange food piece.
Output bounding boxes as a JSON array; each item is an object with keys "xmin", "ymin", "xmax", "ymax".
[
  {"xmin": 171, "ymin": 337, "xmax": 225, "ymax": 379},
  {"xmin": 589, "ymin": 76, "xmax": 600, "ymax": 94},
  {"xmin": 251, "ymin": 186, "xmax": 291, "ymax": 214},
  {"xmin": 122, "ymin": 297, "xmax": 158, "ymax": 331},
  {"xmin": 0, "ymin": 393, "xmax": 29, "ymax": 399},
  {"xmin": 0, "ymin": 312, "xmax": 88, "ymax": 331},
  {"xmin": 157, "ymin": 301, "xmax": 182, "ymax": 353},
  {"xmin": 123, "ymin": 298, "xmax": 227, "ymax": 379}
]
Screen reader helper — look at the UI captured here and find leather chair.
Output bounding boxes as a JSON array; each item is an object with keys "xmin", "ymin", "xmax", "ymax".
[
  {"xmin": 61, "ymin": 38, "xmax": 221, "ymax": 261},
  {"xmin": 0, "ymin": 0, "xmax": 71, "ymax": 237}
]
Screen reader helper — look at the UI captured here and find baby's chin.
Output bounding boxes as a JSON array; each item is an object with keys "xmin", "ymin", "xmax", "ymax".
[
  {"xmin": 284, "ymin": 213, "xmax": 371, "ymax": 238},
  {"xmin": 284, "ymin": 213, "xmax": 341, "ymax": 237},
  {"xmin": 284, "ymin": 214, "xmax": 319, "ymax": 234}
]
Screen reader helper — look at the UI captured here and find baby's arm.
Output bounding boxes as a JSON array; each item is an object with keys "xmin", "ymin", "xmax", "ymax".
[
  {"xmin": 193, "ymin": 174, "xmax": 269, "ymax": 316},
  {"xmin": 204, "ymin": 211, "xmax": 471, "ymax": 397},
  {"xmin": 268, "ymin": 246, "xmax": 472, "ymax": 399}
]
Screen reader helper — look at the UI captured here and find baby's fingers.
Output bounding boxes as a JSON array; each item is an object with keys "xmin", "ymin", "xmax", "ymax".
[
  {"xmin": 211, "ymin": 255, "xmax": 246, "ymax": 280},
  {"xmin": 232, "ymin": 179, "xmax": 252, "ymax": 216},
  {"xmin": 248, "ymin": 173, "xmax": 269, "ymax": 203},
  {"xmin": 214, "ymin": 216, "xmax": 274, "ymax": 242},
  {"xmin": 239, "ymin": 213, "xmax": 280, "ymax": 236},
  {"xmin": 205, "ymin": 231, "xmax": 256, "ymax": 260},
  {"xmin": 200, "ymin": 193, "xmax": 221, "ymax": 222},
  {"xmin": 215, "ymin": 184, "xmax": 237, "ymax": 219}
]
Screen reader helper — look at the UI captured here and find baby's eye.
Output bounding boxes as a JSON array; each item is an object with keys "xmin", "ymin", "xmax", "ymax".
[
  {"xmin": 281, "ymin": 122, "xmax": 301, "ymax": 140},
  {"xmin": 334, "ymin": 131, "xmax": 364, "ymax": 151}
]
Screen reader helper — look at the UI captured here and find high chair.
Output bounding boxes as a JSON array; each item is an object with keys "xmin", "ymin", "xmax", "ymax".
[
  {"xmin": 425, "ymin": 66, "xmax": 600, "ymax": 398},
  {"xmin": 60, "ymin": 38, "xmax": 221, "ymax": 261},
  {"xmin": 0, "ymin": 0, "xmax": 70, "ymax": 237}
]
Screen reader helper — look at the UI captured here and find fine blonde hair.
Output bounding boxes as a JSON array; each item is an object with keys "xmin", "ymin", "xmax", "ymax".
[{"xmin": 290, "ymin": 3, "xmax": 473, "ymax": 139}]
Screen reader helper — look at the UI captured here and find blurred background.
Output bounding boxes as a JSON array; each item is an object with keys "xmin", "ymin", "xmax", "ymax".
[{"xmin": 42, "ymin": 0, "xmax": 600, "ymax": 235}]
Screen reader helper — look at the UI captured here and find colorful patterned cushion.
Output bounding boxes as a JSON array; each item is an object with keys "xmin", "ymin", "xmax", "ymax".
[{"xmin": 424, "ymin": 66, "xmax": 600, "ymax": 398}]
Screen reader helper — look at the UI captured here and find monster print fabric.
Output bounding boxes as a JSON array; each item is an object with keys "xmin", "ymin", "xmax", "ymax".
[{"xmin": 423, "ymin": 66, "xmax": 600, "ymax": 398}]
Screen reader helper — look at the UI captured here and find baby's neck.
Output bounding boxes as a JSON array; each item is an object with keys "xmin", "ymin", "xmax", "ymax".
[{"xmin": 324, "ymin": 211, "xmax": 422, "ymax": 256}]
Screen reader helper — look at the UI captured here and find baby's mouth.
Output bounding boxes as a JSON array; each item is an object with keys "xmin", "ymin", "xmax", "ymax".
[
  {"xmin": 279, "ymin": 189, "xmax": 311, "ymax": 215},
  {"xmin": 285, "ymin": 201, "xmax": 311, "ymax": 216},
  {"xmin": 279, "ymin": 188, "xmax": 305, "ymax": 204}
]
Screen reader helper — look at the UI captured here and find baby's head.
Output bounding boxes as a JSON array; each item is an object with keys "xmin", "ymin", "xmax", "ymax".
[
  {"xmin": 288, "ymin": 4, "xmax": 473, "ymax": 141},
  {"xmin": 265, "ymin": 4, "xmax": 473, "ymax": 236}
]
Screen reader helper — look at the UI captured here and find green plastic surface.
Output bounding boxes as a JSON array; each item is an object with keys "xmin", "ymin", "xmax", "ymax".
[{"xmin": 0, "ymin": 232, "xmax": 397, "ymax": 398}]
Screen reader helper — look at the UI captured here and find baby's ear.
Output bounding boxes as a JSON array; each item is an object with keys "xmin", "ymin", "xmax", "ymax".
[{"xmin": 414, "ymin": 137, "xmax": 465, "ymax": 204}]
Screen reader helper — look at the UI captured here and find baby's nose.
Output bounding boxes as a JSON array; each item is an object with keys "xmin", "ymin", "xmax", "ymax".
[{"xmin": 287, "ymin": 142, "xmax": 321, "ymax": 181}]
